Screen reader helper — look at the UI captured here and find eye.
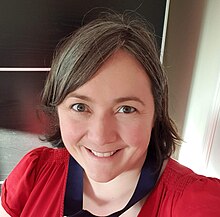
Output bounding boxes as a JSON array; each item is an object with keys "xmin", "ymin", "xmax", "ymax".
[
  {"xmin": 117, "ymin": 106, "xmax": 136, "ymax": 114},
  {"xmin": 71, "ymin": 103, "xmax": 88, "ymax": 112}
]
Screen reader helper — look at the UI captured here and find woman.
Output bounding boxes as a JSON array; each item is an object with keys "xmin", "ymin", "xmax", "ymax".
[{"xmin": 1, "ymin": 12, "xmax": 220, "ymax": 217}]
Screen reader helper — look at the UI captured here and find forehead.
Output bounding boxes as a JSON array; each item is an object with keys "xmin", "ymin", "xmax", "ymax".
[
  {"xmin": 98, "ymin": 49, "xmax": 148, "ymax": 81},
  {"xmin": 65, "ymin": 49, "xmax": 153, "ymax": 104}
]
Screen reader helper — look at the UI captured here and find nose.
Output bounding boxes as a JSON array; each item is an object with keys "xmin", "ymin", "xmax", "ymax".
[{"xmin": 87, "ymin": 114, "xmax": 118, "ymax": 146}]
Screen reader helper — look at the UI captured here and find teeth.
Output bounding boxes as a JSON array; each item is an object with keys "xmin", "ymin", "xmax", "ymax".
[{"xmin": 91, "ymin": 150, "xmax": 115, "ymax": 158}]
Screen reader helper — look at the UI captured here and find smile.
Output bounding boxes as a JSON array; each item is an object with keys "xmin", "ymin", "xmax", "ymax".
[
  {"xmin": 90, "ymin": 150, "xmax": 116, "ymax": 158},
  {"xmin": 86, "ymin": 148, "xmax": 118, "ymax": 158}
]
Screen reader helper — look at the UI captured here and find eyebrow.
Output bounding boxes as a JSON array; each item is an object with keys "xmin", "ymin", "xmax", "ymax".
[
  {"xmin": 114, "ymin": 97, "xmax": 146, "ymax": 106},
  {"xmin": 66, "ymin": 93, "xmax": 145, "ymax": 106},
  {"xmin": 66, "ymin": 93, "xmax": 92, "ymax": 102}
]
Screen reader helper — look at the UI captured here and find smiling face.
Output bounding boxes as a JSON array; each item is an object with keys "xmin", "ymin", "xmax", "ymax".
[{"xmin": 57, "ymin": 49, "xmax": 155, "ymax": 182}]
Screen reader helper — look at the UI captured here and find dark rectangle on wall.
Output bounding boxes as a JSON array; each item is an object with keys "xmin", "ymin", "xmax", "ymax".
[
  {"xmin": 0, "ymin": 0, "xmax": 167, "ymax": 67},
  {"xmin": 0, "ymin": 71, "xmax": 48, "ymax": 134}
]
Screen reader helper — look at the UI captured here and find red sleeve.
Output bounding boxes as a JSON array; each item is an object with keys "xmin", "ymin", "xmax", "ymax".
[
  {"xmin": 1, "ymin": 147, "xmax": 46, "ymax": 217},
  {"xmin": 175, "ymin": 177, "xmax": 220, "ymax": 216}
]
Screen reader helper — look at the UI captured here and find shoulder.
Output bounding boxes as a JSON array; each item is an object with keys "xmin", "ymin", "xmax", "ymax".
[
  {"xmin": 1, "ymin": 146, "xmax": 69, "ymax": 216},
  {"xmin": 22, "ymin": 146, "xmax": 69, "ymax": 164},
  {"xmin": 3, "ymin": 146, "xmax": 69, "ymax": 186},
  {"xmin": 22, "ymin": 146, "xmax": 69, "ymax": 162},
  {"xmin": 6, "ymin": 146, "xmax": 69, "ymax": 174},
  {"xmin": 162, "ymin": 159, "xmax": 220, "ymax": 216},
  {"xmin": 140, "ymin": 159, "xmax": 220, "ymax": 216},
  {"xmin": 162, "ymin": 158, "xmax": 220, "ymax": 189}
]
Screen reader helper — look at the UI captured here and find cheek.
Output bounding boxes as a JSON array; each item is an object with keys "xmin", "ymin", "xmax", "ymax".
[
  {"xmin": 59, "ymin": 117, "xmax": 85, "ymax": 145},
  {"xmin": 120, "ymin": 122, "xmax": 153, "ymax": 149}
]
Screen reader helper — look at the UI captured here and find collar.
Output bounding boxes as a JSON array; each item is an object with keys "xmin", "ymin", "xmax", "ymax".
[{"xmin": 64, "ymin": 154, "xmax": 160, "ymax": 217}]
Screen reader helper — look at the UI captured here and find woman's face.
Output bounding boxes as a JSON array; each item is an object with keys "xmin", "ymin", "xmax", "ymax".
[{"xmin": 57, "ymin": 49, "xmax": 155, "ymax": 182}]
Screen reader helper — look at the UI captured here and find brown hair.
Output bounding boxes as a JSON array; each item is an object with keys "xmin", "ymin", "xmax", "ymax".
[{"xmin": 41, "ymin": 11, "xmax": 181, "ymax": 169}]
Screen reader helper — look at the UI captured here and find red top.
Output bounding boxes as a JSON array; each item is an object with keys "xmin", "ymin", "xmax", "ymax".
[{"xmin": 1, "ymin": 147, "xmax": 220, "ymax": 217}]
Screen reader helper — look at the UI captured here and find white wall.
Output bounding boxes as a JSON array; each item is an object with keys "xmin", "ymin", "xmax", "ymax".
[
  {"xmin": 164, "ymin": 0, "xmax": 220, "ymax": 177},
  {"xmin": 164, "ymin": 0, "xmax": 206, "ymax": 157}
]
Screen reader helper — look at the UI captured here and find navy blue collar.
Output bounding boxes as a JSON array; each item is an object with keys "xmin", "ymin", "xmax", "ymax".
[{"xmin": 64, "ymin": 154, "xmax": 160, "ymax": 217}]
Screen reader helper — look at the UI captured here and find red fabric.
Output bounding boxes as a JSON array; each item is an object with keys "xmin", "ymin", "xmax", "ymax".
[
  {"xmin": 1, "ymin": 147, "xmax": 220, "ymax": 217},
  {"xmin": 1, "ymin": 147, "xmax": 69, "ymax": 217},
  {"xmin": 139, "ymin": 159, "xmax": 220, "ymax": 216}
]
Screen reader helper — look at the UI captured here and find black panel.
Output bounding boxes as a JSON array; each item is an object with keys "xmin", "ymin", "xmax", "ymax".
[
  {"xmin": 0, "ymin": 0, "xmax": 166, "ymax": 67},
  {"xmin": 0, "ymin": 71, "xmax": 48, "ymax": 134}
]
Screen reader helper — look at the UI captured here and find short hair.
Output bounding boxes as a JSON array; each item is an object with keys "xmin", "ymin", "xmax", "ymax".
[{"xmin": 41, "ymin": 11, "xmax": 181, "ymax": 170}]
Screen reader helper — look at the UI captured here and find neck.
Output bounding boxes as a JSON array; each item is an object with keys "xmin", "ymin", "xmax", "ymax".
[{"xmin": 83, "ymin": 169, "xmax": 141, "ymax": 216}]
